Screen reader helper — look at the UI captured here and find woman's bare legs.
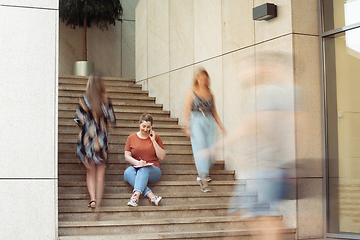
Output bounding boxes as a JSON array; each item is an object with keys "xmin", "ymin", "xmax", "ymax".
[
  {"xmin": 86, "ymin": 160, "xmax": 97, "ymax": 207},
  {"xmin": 146, "ymin": 192, "xmax": 156, "ymax": 198},
  {"xmin": 245, "ymin": 216, "xmax": 282, "ymax": 240},
  {"xmin": 95, "ymin": 161, "xmax": 106, "ymax": 211},
  {"xmin": 85, "ymin": 159, "xmax": 106, "ymax": 210}
]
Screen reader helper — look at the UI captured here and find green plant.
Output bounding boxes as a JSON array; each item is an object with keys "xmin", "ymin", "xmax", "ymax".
[{"xmin": 59, "ymin": 0, "xmax": 123, "ymax": 61}]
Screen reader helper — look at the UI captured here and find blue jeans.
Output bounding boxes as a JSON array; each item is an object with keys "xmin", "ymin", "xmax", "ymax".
[
  {"xmin": 228, "ymin": 168, "xmax": 287, "ymax": 216},
  {"xmin": 124, "ymin": 165, "xmax": 162, "ymax": 196},
  {"xmin": 190, "ymin": 112, "xmax": 216, "ymax": 178}
]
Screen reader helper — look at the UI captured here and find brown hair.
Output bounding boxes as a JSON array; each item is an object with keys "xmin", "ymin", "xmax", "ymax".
[
  {"xmin": 193, "ymin": 67, "xmax": 210, "ymax": 90},
  {"xmin": 85, "ymin": 73, "xmax": 107, "ymax": 118},
  {"xmin": 139, "ymin": 113, "xmax": 153, "ymax": 125}
]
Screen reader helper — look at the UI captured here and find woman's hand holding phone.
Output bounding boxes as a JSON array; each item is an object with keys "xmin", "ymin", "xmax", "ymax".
[{"xmin": 149, "ymin": 128, "xmax": 156, "ymax": 142}]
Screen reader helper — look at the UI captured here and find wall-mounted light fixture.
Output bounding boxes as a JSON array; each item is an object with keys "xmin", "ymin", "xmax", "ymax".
[{"xmin": 253, "ymin": 3, "xmax": 277, "ymax": 21}]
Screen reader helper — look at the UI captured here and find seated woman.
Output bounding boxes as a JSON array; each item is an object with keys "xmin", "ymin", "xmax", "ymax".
[{"xmin": 124, "ymin": 114, "xmax": 166, "ymax": 207}]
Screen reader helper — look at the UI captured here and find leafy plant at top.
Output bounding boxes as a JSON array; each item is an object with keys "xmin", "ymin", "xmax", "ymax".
[{"xmin": 59, "ymin": 0, "xmax": 123, "ymax": 61}]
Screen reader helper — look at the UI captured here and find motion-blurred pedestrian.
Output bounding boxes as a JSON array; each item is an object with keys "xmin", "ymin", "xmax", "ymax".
[
  {"xmin": 75, "ymin": 74, "xmax": 116, "ymax": 212},
  {"xmin": 183, "ymin": 67, "xmax": 226, "ymax": 192}
]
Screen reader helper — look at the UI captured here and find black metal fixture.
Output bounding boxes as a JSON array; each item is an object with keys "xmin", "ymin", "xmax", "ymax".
[{"xmin": 253, "ymin": 3, "xmax": 277, "ymax": 21}]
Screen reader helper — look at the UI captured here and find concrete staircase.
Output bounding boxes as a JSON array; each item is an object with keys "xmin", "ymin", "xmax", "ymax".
[{"xmin": 57, "ymin": 76, "xmax": 296, "ymax": 239}]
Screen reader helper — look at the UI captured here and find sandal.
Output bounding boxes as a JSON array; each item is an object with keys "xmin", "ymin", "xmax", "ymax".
[
  {"xmin": 199, "ymin": 180, "xmax": 211, "ymax": 193},
  {"xmin": 88, "ymin": 200, "xmax": 96, "ymax": 208}
]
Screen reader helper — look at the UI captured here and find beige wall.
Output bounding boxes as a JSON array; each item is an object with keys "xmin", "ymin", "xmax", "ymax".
[
  {"xmin": 136, "ymin": 0, "xmax": 323, "ymax": 238},
  {"xmin": 0, "ymin": 1, "xmax": 59, "ymax": 238},
  {"xmin": 59, "ymin": 0, "xmax": 139, "ymax": 79}
]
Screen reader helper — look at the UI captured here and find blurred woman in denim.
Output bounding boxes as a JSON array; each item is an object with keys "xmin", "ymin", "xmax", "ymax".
[
  {"xmin": 220, "ymin": 52, "xmax": 306, "ymax": 240},
  {"xmin": 183, "ymin": 68, "xmax": 225, "ymax": 192}
]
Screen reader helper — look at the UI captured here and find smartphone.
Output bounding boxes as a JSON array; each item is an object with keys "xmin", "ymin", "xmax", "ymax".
[{"xmin": 149, "ymin": 127, "xmax": 153, "ymax": 137}]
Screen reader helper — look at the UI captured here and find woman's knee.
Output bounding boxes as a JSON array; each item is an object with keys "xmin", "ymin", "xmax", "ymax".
[
  {"xmin": 96, "ymin": 174, "xmax": 105, "ymax": 183},
  {"xmin": 124, "ymin": 167, "xmax": 135, "ymax": 181},
  {"xmin": 154, "ymin": 167, "xmax": 162, "ymax": 177},
  {"xmin": 137, "ymin": 167, "xmax": 150, "ymax": 177},
  {"xmin": 148, "ymin": 167, "xmax": 162, "ymax": 183}
]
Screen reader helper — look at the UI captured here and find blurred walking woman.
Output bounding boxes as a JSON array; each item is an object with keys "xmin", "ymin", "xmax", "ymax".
[
  {"xmin": 183, "ymin": 68, "xmax": 225, "ymax": 192},
  {"xmin": 75, "ymin": 74, "xmax": 116, "ymax": 210}
]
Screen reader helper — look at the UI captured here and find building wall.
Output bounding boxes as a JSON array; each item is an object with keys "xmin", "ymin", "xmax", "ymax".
[
  {"xmin": 59, "ymin": 0, "xmax": 139, "ymax": 79},
  {"xmin": 0, "ymin": 1, "xmax": 59, "ymax": 239},
  {"xmin": 135, "ymin": 0, "xmax": 323, "ymax": 238}
]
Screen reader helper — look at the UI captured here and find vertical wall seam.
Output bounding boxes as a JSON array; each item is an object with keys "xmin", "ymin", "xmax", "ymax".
[
  {"xmin": 221, "ymin": 0, "xmax": 225, "ymax": 162},
  {"xmin": 54, "ymin": 9, "xmax": 58, "ymax": 183},
  {"xmin": 318, "ymin": 0, "xmax": 327, "ymax": 237},
  {"xmin": 146, "ymin": 0, "xmax": 149, "ymax": 91},
  {"xmin": 120, "ymin": 21, "xmax": 123, "ymax": 78},
  {"xmin": 253, "ymin": 0, "xmax": 259, "ymax": 182},
  {"xmin": 168, "ymin": 0, "xmax": 170, "ymax": 112},
  {"xmin": 55, "ymin": 7, "xmax": 59, "ymax": 239},
  {"xmin": 292, "ymin": 31, "xmax": 300, "ymax": 240},
  {"xmin": 193, "ymin": 0, "xmax": 195, "ymax": 67}
]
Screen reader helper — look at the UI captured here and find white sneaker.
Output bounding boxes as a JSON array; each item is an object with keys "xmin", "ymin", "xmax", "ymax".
[
  {"xmin": 127, "ymin": 192, "xmax": 139, "ymax": 207},
  {"xmin": 148, "ymin": 195, "xmax": 162, "ymax": 206},
  {"xmin": 196, "ymin": 176, "xmax": 211, "ymax": 182}
]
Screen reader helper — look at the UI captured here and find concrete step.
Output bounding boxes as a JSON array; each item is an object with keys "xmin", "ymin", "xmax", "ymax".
[
  {"xmin": 59, "ymin": 98, "xmax": 163, "ymax": 110},
  {"xmin": 59, "ymin": 90, "xmax": 149, "ymax": 98},
  {"xmin": 58, "ymin": 180, "xmax": 245, "ymax": 194},
  {"xmin": 59, "ymin": 102, "xmax": 163, "ymax": 111},
  {"xmin": 63, "ymin": 119, "xmax": 179, "ymax": 126},
  {"xmin": 59, "ymin": 134, "xmax": 188, "ymax": 142},
  {"xmin": 60, "ymin": 107, "xmax": 170, "ymax": 115},
  {"xmin": 58, "ymin": 94, "xmax": 155, "ymax": 102},
  {"xmin": 58, "ymin": 228, "xmax": 296, "ymax": 240},
  {"xmin": 58, "ymin": 191, "xmax": 256, "ymax": 208},
  {"xmin": 60, "ymin": 119, "xmax": 178, "ymax": 127},
  {"xmin": 58, "ymin": 203, "xmax": 268, "ymax": 222},
  {"xmin": 59, "ymin": 96, "xmax": 154, "ymax": 104},
  {"xmin": 58, "ymin": 169, "xmax": 235, "ymax": 182},
  {"xmin": 58, "ymin": 216, "xmax": 281, "ymax": 236},
  {"xmin": 58, "ymin": 153, "xmax": 195, "ymax": 162},
  {"xmin": 59, "ymin": 137, "xmax": 190, "ymax": 146},
  {"xmin": 58, "ymin": 129, "xmax": 188, "ymax": 141},
  {"xmin": 58, "ymin": 121, "xmax": 182, "ymax": 131},
  {"xmin": 58, "ymin": 147, "xmax": 193, "ymax": 155},
  {"xmin": 58, "ymin": 142, "xmax": 192, "ymax": 152},
  {"xmin": 58, "ymin": 112, "xmax": 178, "ymax": 124},
  {"xmin": 59, "ymin": 108, "xmax": 170, "ymax": 118},
  {"xmin": 58, "ymin": 127, "xmax": 181, "ymax": 135},
  {"xmin": 58, "ymin": 160, "xmax": 224, "ymax": 170},
  {"xmin": 59, "ymin": 80, "xmax": 139, "ymax": 89},
  {"xmin": 59, "ymin": 97, "xmax": 156, "ymax": 106},
  {"xmin": 59, "ymin": 86, "xmax": 149, "ymax": 99},
  {"xmin": 58, "ymin": 140, "xmax": 191, "ymax": 151},
  {"xmin": 59, "ymin": 75, "xmax": 135, "ymax": 85},
  {"xmin": 59, "ymin": 82, "xmax": 141, "ymax": 90},
  {"xmin": 59, "ymin": 84, "xmax": 145, "ymax": 93}
]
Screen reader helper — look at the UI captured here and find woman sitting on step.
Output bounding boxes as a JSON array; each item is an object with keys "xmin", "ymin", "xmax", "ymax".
[
  {"xmin": 75, "ymin": 74, "xmax": 116, "ymax": 211},
  {"xmin": 124, "ymin": 114, "xmax": 166, "ymax": 207}
]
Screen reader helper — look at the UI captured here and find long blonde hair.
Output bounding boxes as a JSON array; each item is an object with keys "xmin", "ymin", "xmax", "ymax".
[
  {"xmin": 193, "ymin": 67, "xmax": 210, "ymax": 91},
  {"xmin": 85, "ymin": 74, "xmax": 107, "ymax": 118}
]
